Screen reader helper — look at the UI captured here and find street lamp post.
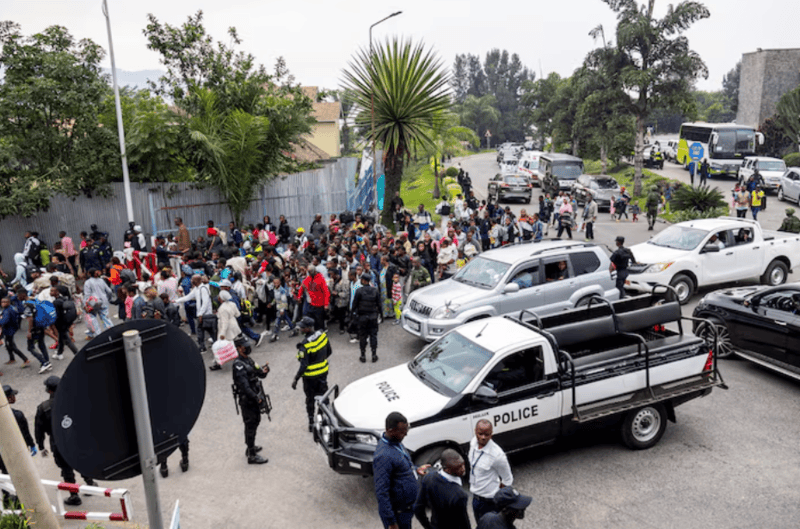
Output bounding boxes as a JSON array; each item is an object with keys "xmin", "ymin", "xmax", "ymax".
[{"xmin": 369, "ymin": 11, "xmax": 402, "ymax": 212}]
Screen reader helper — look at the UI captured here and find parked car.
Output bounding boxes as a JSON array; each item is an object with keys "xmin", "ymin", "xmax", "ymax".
[
  {"xmin": 571, "ymin": 174, "xmax": 621, "ymax": 210},
  {"xmin": 315, "ymin": 292, "xmax": 725, "ymax": 475},
  {"xmin": 738, "ymin": 156, "xmax": 787, "ymax": 192},
  {"xmin": 488, "ymin": 173, "xmax": 532, "ymax": 203},
  {"xmin": 693, "ymin": 283, "xmax": 800, "ymax": 381},
  {"xmin": 401, "ymin": 241, "xmax": 619, "ymax": 342},
  {"xmin": 777, "ymin": 167, "xmax": 800, "ymax": 203},
  {"xmin": 664, "ymin": 139, "xmax": 679, "ymax": 162},
  {"xmin": 540, "ymin": 153, "xmax": 585, "ymax": 196},
  {"xmin": 626, "ymin": 217, "xmax": 800, "ymax": 304}
]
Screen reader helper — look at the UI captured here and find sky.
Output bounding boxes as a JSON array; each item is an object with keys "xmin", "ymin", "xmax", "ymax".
[{"xmin": 4, "ymin": 0, "xmax": 798, "ymax": 92}]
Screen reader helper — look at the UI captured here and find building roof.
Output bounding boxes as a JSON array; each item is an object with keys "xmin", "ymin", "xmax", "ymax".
[
  {"xmin": 286, "ymin": 139, "xmax": 331, "ymax": 164},
  {"xmin": 312, "ymin": 101, "xmax": 341, "ymax": 123}
]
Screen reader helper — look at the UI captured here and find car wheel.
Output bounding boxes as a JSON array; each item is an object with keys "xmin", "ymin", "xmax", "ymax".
[
  {"xmin": 669, "ymin": 274, "xmax": 695, "ymax": 305},
  {"xmin": 695, "ymin": 316, "xmax": 734, "ymax": 358},
  {"xmin": 761, "ymin": 260, "xmax": 788, "ymax": 286},
  {"xmin": 621, "ymin": 404, "xmax": 667, "ymax": 450},
  {"xmin": 778, "ymin": 187, "xmax": 785, "ymax": 202},
  {"xmin": 526, "ymin": 197, "xmax": 532, "ymax": 204}
]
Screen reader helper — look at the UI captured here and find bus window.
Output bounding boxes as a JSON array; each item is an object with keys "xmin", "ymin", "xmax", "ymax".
[
  {"xmin": 713, "ymin": 130, "xmax": 736, "ymax": 157},
  {"xmin": 736, "ymin": 129, "xmax": 756, "ymax": 154}
]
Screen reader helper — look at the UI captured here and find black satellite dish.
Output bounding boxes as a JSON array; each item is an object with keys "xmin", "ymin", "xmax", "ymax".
[{"xmin": 52, "ymin": 319, "xmax": 206, "ymax": 480}]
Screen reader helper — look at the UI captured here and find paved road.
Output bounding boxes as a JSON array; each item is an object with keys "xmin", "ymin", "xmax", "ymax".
[{"xmin": 3, "ymin": 153, "xmax": 798, "ymax": 528}]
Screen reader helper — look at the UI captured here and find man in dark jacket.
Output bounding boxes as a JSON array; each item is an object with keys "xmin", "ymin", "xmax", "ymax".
[
  {"xmin": 351, "ymin": 273, "xmax": 381, "ymax": 363},
  {"xmin": 278, "ymin": 215, "xmax": 292, "ymax": 245},
  {"xmin": 373, "ymin": 412, "xmax": 429, "ymax": 529},
  {"xmin": 232, "ymin": 336, "xmax": 270, "ymax": 464},
  {"xmin": 414, "ymin": 449, "xmax": 470, "ymax": 529},
  {"xmin": 476, "ymin": 488, "xmax": 532, "ymax": 529}
]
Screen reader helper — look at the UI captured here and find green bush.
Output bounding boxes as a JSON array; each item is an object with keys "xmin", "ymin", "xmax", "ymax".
[
  {"xmin": 784, "ymin": 152, "xmax": 800, "ymax": 167},
  {"xmin": 443, "ymin": 176, "xmax": 457, "ymax": 186},
  {"xmin": 0, "ymin": 513, "xmax": 28, "ymax": 529},
  {"xmin": 445, "ymin": 166, "xmax": 459, "ymax": 177},
  {"xmin": 671, "ymin": 184, "xmax": 727, "ymax": 213},
  {"xmin": 666, "ymin": 206, "xmax": 730, "ymax": 223}
]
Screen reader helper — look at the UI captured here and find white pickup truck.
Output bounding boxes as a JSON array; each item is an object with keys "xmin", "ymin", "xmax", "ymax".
[
  {"xmin": 313, "ymin": 293, "xmax": 725, "ymax": 475},
  {"xmin": 626, "ymin": 217, "xmax": 800, "ymax": 304}
]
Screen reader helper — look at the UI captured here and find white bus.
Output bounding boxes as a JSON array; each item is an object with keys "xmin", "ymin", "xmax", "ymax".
[{"xmin": 676, "ymin": 122, "xmax": 764, "ymax": 178}]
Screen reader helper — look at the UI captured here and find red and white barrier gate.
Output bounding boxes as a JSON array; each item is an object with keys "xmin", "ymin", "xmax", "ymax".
[{"xmin": 0, "ymin": 474, "xmax": 133, "ymax": 522}]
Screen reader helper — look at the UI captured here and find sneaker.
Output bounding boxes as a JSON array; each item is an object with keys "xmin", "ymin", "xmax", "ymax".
[
  {"xmin": 48, "ymin": 343, "xmax": 58, "ymax": 350},
  {"xmin": 199, "ymin": 347, "xmax": 207, "ymax": 353},
  {"xmin": 392, "ymin": 320, "xmax": 401, "ymax": 326},
  {"xmin": 207, "ymin": 337, "xmax": 214, "ymax": 344},
  {"xmin": 256, "ymin": 332, "xmax": 267, "ymax": 348},
  {"xmin": 21, "ymin": 360, "xmax": 30, "ymax": 369},
  {"xmin": 4, "ymin": 360, "xmax": 16, "ymax": 365},
  {"xmin": 281, "ymin": 325, "xmax": 291, "ymax": 331},
  {"xmin": 269, "ymin": 335, "xmax": 279, "ymax": 343},
  {"xmin": 53, "ymin": 354, "xmax": 64, "ymax": 361},
  {"xmin": 209, "ymin": 363, "xmax": 222, "ymax": 371},
  {"xmin": 349, "ymin": 337, "xmax": 358, "ymax": 344},
  {"xmin": 290, "ymin": 328, "xmax": 299, "ymax": 337},
  {"xmin": 38, "ymin": 363, "xmax": 53, "ymax": 374}
]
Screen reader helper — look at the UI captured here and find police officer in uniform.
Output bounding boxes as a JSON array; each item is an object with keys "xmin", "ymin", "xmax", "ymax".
[
  {"xmin": 609, "ymin": 236, "xmax": 634, "ymax": 299},
  {"xmin": 35, "ymin": 376, "xmax": 96, "ymax": 506},
  {"xmin": 292, "ymin": 316, "xmax": 331, "ymax": 432},
  {"xmin": 351, "ymin": 273, "xmax": 382, "ymax": 363},
  {"xmin": 231, "ymin": 336, "xmax": 270, "ymax": 464}
]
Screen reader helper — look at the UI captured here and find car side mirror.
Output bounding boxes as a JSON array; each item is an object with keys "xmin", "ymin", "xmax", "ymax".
[
  {"xmin": 701, "ymin": 244, "xmax": 720, "ymax": 253},
  {"xmin": 503, "ymin": 282, "xmax": 520, "ymax": 294},
  {"xmin": 473, "ymin": 385, "xmax": 499, "ymax": 404}
]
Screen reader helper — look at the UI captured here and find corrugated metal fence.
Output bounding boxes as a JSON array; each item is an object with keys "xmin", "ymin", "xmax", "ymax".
[{"xmin": 0, "ymin": 157, "xmax": 359, "ymax": 266}]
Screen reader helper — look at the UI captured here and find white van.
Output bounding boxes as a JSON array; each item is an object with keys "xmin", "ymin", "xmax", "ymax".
[{"xmin": 517, "ymin": 151, "xmax": 544, "ymax": 186}]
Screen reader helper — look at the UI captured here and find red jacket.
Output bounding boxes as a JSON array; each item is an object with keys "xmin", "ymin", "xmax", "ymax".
[{"xmin": 297, "ymin": 272, "xmax": 330, "ymax": 308}]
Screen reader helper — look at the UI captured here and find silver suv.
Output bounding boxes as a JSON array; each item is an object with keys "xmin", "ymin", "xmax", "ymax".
[{"xmin": 402, "ymin": 241, "xmax": 620, "ymax": 341}]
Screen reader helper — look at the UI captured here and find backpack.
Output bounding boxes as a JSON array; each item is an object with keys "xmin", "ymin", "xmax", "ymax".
[
  {"xmin": 33, "ymin": 300, "xmax": 57, "ymax": 328},
  {"xmin": 62, "ymin": 299, "xmax": 78, "ymax": 325},
  {"xmin": 25, "ymin": 264, "xmax": 39, "ymax": 284},
  {"xmin": 121, "ymin": 268, "xmax": 137, "ymax": 285}
]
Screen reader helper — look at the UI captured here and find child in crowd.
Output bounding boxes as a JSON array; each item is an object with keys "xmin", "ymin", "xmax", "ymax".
[{"xmin": 391, "ymin": 273, "xmax": 403, "ymax": 325}]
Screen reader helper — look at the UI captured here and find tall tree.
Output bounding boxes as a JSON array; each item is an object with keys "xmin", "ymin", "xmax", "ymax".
[
  {"xmin": 455, "ymin": 94, "xmax": 500, "ymax": 142},
  {"xmin": 143, "ymin": 11, "xmax": 313, "ymax": 221},
  {"xmin": 603, "ymin": 0, "xmax": 710, "ymax": 195},
  {"xmin": 722, "ymin": 60, "xmax": 741, "ymax": 114},
  {"xmin": 483, "ymin": 49, "xmax": 532, "ymax": 142},
  {"xmin": 775, "ymin": 85, "xmax": 800, "ymax": 152},
  {"xmin": 520, "ymin": 73, "xmax": 563, "ymax": 150},
  {"xmin": 0, "ymin": 23, "xmax": 118, "ymax": 217},
  {"xmin": 451, "ymin": 53, "xmax": 486, "ymax": 104},
  {"xmin": 342, "ymin": 37, "xmax": 450, "ymax": 225}
]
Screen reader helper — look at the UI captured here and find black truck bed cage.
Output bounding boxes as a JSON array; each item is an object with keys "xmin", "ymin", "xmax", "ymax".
[{"xmin": 509, "ymin": 288, "xmax": 727, "ymax": 423}]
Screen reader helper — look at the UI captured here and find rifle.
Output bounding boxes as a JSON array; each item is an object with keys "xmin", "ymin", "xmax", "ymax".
[{"xmin": 231, "ymin": 381, "xmax": 272, "ymax": 421}]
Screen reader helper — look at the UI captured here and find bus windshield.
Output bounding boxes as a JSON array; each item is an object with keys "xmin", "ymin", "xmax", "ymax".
[{"xmin": 712, "ymin": 129, "xmax": 756, "ymax": 159}]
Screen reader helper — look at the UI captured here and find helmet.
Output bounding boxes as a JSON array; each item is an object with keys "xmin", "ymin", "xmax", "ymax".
[
  {"xmin": 298, "ymin": 316, "xmax": 316, "ymax": 329},
  {"xmin": 786, "ymin": 208, "xmax": 795, "ymax": 216},
  {"xmin": 44, "ymin": 376, "xmax": 61, "ymax": 391},
  {"xmin": 233, "ymin": 335, "xmax": 252, "ymax": 355}
]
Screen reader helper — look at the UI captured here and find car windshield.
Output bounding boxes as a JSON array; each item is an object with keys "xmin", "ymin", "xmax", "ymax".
[
  {"xmin": 595, "ymin": 178, "xmax": 619, "ymax": 189},
  {"xmin": 760, "ymin": 161, "xmax": 786, "ymax": 172},
  {"xmin": 504, "ymin": 176, "xmax": 525, "ymax": 185},
  {"xmin": 552, "ymin": 163, "xmax": 583, "ymax": 178},
  {"xmin": 647, "ymin": 225, "xmax": 709, "ymax": 250},
  {"xmin": 409, "ymin": 332, "xmax": 493, "ymax": 395},
  {"xmin": 452, "ymin": 256, "xmax": 510, "ymax": 289}
]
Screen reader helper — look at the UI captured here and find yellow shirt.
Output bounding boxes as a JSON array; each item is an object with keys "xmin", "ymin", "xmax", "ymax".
[{"xmin": 751, "ymin": 190, "xmax": 764, "ymax": 207}]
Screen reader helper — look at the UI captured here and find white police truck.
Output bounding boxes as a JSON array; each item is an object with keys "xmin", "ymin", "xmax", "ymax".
[{"xmin": 313, "ymin": 292, "xmax": 726, "ymax": 475}]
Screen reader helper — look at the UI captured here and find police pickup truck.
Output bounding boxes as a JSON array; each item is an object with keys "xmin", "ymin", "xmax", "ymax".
[{"xmin": 313, "ymin": 292, "xmax": 726, "ymax": 475}]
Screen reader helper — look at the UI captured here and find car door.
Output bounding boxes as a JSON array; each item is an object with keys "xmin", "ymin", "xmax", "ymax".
[
  {"xmin": 787, "ymin": 171, "xmax": 800, "ymax": 202},
  {"xmin": 723, "ymin": 228, "xmax": 761, "ymax": 278},
  {"xmin": 541, "ymin": 257, "xmax": 578, "ymax": 312},
  {"xmin": 499, "ymin": 260, "xmax": 544, "ymax": 316},
  {"xmin": 735, "ymin": 290, "xmax": 793, "ymax": 363},
  {"xmin": 698, "ymin": 231, "xmax": 740, "ymax": 284},
  {"xmin": 468, "ymin": 346, "xmax": 562, "ymax": 451}
]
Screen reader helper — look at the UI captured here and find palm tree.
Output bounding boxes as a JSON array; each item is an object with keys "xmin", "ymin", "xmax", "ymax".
[{"xmin": 342, "ymin": 37, "xmax": 450, "ymax": 225}]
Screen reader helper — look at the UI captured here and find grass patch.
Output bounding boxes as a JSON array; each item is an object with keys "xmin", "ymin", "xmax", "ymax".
[{"xmin": 400, "ymin": 159, "xmax": 444, "ymax": 222}]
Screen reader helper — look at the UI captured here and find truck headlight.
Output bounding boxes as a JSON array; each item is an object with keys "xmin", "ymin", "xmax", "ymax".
[
  {"xmin": 645, "ymin": 262, "xmax": 673, "ymax": 273},
  {"xmin": 341, "ymin": 432, "xmax": 379, "ymax": 445},
  {"xmin": 432, "ymin": 304, "xmax": 460, "ymax": 319}
]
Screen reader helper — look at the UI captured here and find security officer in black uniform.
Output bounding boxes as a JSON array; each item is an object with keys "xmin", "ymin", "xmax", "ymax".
[
  {"xmin": 292, "ymin": 316, "xmax": 331, "ymax": 432},
  {"xmin": 351, "ymin": 273, "xmax": 382, "ymax": 363},
  {"xmin": 1, "ymin": 385, "xmax": 36, "ymax": 508},
  {"xmin": 231, "ymin": 336, "xmax": 270, "ymax": 465},
  {"xmin": 609, "ymin": 236, "xmax": 634, "ymax": 299},
  {"xmin": 35, "ymin": 376, "xmax": 96, "ymax": 506}
]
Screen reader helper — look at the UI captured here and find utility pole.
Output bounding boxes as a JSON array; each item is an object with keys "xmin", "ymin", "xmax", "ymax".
[{"xmin": 103, "ymin": 0, "xmax": 135, "ymax": 223}]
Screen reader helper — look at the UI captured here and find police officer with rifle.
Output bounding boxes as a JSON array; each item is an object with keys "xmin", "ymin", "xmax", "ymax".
[
  {"xmin": 292, "ymin": 316, "xmax": 331, "ymax": 432},
  {"xmin": 231, "ymin": 336, "xmax": 270, "ymax": 465}
]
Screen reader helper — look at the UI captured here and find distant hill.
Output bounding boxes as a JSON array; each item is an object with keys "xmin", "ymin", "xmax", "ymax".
[{"xmin": 103, "ymin": 69, "xmax": 165, "ymax": 90}]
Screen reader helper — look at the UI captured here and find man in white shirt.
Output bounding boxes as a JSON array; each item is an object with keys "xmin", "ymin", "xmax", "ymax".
[
  {"xmin": 436, "ymin": 238, "xmax": 458, "ymax": 280},
  {"xmin": 469, "ymin": 419, "xmax": 514, "ymax": 523},
  {"xmin": 175, "ymin": 275, "xmax": 216, "ymax": 353}
]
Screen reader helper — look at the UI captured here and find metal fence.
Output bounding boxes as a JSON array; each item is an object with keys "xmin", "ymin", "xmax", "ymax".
[{"xmin": 0, "ymin": 157, "xmax": 359, "ymax": 268}]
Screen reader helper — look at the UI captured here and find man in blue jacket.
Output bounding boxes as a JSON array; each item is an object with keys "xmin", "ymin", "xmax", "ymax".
[
  {"xmin": 373, "ymin": 412, "xmax": 430, "ymax": 529},
  {"xmin": 414, "ymin": 448, "xmax": 470, "ymax": 529}
]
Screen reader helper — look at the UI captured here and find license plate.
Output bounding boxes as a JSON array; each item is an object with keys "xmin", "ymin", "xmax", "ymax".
[{"xmin": 405, "ymin": 317, "xmax": 420, "ymax": 331}]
